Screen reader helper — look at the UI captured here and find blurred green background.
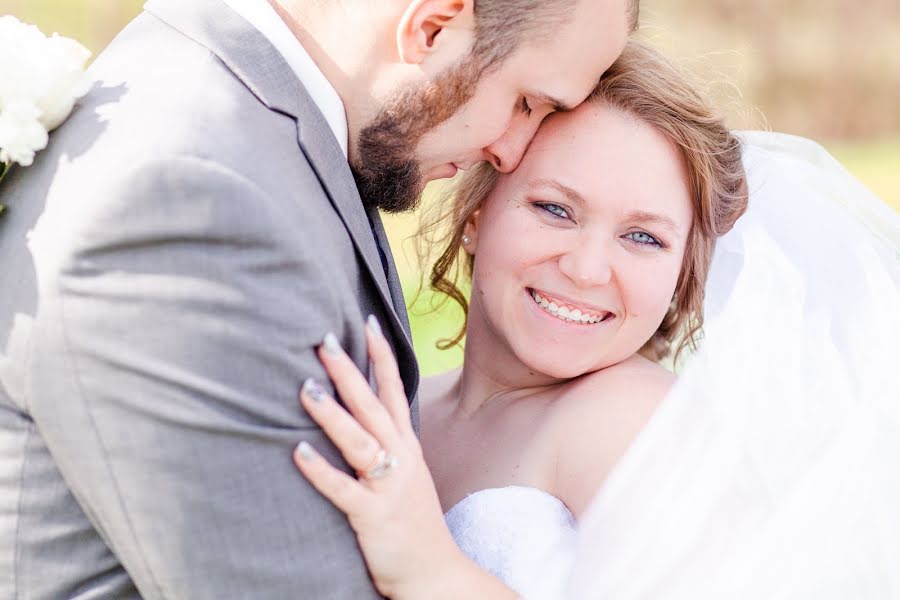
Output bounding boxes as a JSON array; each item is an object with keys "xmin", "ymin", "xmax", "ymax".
[{"xmin": 5, "ymin": 0, "xmax": 898, "ymax": 374}]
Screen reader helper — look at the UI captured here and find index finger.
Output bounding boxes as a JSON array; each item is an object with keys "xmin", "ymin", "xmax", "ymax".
[
  {"xmin": 365, "ymin": 316, "xmax": 413, "ymax": 435},
  {"xmin": 318, "ymin": 332, "xmax": 398, "ymax": 445}
]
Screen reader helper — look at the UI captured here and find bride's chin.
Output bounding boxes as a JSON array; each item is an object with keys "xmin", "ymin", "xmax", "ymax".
[
  {"xmin": 516, "ymin": 344, "xmax": 638, "ymax": 381},
  {"xmin": 519, "ymin": 354, "xmax": 602, "ymax": 382}
]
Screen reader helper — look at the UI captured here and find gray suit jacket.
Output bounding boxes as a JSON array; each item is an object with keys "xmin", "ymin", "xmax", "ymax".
[{"xmin": 0, "ymin": 0, "xmax": 419, "ymax": 597}]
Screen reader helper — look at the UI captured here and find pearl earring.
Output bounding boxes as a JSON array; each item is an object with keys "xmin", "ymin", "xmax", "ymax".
[{"xmin": 462, "ymin": 234, "xmax": 471, "ymax": 245}]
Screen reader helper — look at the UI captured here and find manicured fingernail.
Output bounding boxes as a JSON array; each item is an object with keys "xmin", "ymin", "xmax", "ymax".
[
  {"xmin": 322, "ymin": 332, "xmax": 341, "ymax": 356},
  {"xmin": 302, "ymin": 378, "xmax": 326, "ymax": 403},
  {"xmin": 296, "ymin": 441, "xmax": 315, "ymax": 461},
  {"xmin": 366, "ymin": 315, "xmax": 382, "ymax": 337}
]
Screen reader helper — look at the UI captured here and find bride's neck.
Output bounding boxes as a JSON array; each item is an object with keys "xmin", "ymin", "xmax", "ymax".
[{"xmin": 454, "ymin": 316, "xmax": 563, "ymax": 418}]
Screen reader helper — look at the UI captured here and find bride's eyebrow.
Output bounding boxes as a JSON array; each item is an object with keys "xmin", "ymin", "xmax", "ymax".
[
  {"xmin": 529, "ymin": 178, "xmax": 584, "ymax": 205},
  {"xmin": 624, "ymin": 210, "xmax": 679, "ymax": 233}
]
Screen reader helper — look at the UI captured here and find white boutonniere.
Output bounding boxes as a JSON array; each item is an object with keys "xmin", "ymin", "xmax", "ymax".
[{"xmin": 0, "ymin": 15, "xmax": 92, "ymax": 215}]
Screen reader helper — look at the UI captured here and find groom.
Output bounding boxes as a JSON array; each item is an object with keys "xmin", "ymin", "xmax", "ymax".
[{"xmin": 0, "ymin": 0, "xmax": 632, "ymax": 597}]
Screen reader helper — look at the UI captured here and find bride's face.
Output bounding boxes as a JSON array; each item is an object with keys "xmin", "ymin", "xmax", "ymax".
[{"xmin": 465, "ymin": 102, "xmax": 693, "ymax": 379}]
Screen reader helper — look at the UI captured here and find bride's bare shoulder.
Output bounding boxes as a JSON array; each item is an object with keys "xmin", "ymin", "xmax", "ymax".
[
  {"xmin": 546, "ymin": 355, "xmax": 675, "ymax": 517},
  {"xmin": 560, "ymin": 354, "xmax": 675, "ymax": 411},
  {"xmin": 584, "ymin": 353, "xmax": 673, "ymax": 391}
]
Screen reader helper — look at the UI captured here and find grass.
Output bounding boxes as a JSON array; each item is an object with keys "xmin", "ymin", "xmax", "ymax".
[{"xmin": 404, "ymin": 286, "xmax": 467, "ymax": 376}]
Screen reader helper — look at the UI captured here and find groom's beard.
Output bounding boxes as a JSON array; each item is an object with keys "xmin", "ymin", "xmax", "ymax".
[{"xmin": 351, "ymin": 56, "xmax": 482, "ymax": 213}]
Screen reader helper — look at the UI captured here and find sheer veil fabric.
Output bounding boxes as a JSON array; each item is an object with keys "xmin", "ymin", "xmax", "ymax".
[{"xmin": 527, "ymin": 132, "xmax": 900, "ymax": 599}]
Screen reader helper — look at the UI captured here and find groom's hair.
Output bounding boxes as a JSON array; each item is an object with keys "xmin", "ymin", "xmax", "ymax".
[{"xmin": 471, "ymin": 0, "xmax": 641, "ymax": 71}]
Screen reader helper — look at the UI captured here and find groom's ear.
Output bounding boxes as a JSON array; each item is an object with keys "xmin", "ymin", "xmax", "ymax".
[{"xmin": 396, "ymin": 0, "xmax": 474, "ymax": 65}]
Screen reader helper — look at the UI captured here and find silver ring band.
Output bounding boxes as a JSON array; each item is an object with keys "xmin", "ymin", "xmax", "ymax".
[{"xmin": 363, "ymin": 449, "xmax": 398, "ymax": 480}]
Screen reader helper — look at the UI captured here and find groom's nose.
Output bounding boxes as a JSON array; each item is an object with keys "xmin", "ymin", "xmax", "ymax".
[{"xmin": 482, "ymin": 115, "xmax": 542, "ymax": 173}]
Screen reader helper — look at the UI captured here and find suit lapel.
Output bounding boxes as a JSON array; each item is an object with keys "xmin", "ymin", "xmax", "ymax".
[
  {"xmin": 368, "ymin": 208, "xmax": 413, "ymax": 340},
  {"xmin": 368, "ymin": 207, "xmax": 420, "ymax": 403},
  {"xmin": 144, "ymin": 0, "xmax": 390, "ymax": 299},
  {"xmin": 144, "ymin": 0, "xmax": 418, "ymax": 390}
]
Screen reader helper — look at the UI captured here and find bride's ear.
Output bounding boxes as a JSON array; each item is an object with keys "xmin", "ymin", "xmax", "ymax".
[{"xmin": 462, "ymin": 208, "xmax": 481, "ymax": 255}]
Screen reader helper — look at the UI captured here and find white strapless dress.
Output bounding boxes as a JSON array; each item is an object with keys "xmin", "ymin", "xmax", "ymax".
[
  {"xmin": 445, "ymin": 486, "xmax": 576, "ymax": 598},
  {"xmin": 444, "ymin": 132, "xmax": 900, "ymax": 600}
]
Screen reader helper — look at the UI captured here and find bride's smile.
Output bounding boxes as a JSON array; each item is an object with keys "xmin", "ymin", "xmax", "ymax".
[{"xmin": 526, "ymin": 288, "xmax": 614, "ymax": 324}]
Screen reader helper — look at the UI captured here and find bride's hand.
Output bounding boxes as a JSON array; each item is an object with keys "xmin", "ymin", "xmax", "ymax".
[{"xmin": 292, "ymin": 316, "xmax": 465, "ymax": 599}]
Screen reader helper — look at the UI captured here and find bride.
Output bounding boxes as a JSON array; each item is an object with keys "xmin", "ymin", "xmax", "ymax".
[{"xmin": 289, "ymin": 42, "xmax": 900, "ymax": 599}]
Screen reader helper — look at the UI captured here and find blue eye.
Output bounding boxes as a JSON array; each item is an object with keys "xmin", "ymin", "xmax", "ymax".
[
  {"xmin": 537, "ymin": 202, "xmax": 569, "ymax": 219},
  {"xmin": 625, "ymin": 231, "xmax": 662, "ymax": 247}
]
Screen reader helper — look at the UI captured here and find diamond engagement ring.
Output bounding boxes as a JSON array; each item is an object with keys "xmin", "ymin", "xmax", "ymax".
[{"xmin": 362, "ymin": 448, "xmax": 398, "ymax": 480}]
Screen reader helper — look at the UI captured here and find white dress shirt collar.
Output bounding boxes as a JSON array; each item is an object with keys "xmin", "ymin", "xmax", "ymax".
[{"xmin": 221, "ymin": 0, "xmax": 349, "ymax": 158}]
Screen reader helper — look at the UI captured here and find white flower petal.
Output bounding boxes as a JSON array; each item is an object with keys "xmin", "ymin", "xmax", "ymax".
[
  {"xmin": 0, "ymin": 16, "xmax": 91, "ymax": 162},
  {"xmin": 0, "ymin": 100, "xmax": 49, "ymax": 167}
]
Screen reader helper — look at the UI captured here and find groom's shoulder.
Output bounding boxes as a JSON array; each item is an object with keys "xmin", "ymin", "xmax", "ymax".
[
  {"xmin": 8, "ymin": 9, "xmax": 316, "ymax": 267},
  {"xmin": 20, "ymin": 9, "xmax": 314, "ymax": 230},
  {"xmin": 90, "ymin": 9, "xmax": 224, "ymax": 109},
  {"xmin": 43, "ymin": 5, "xmax": 306, "ymax": 188},
  {"xmin": 82, "ymin": 13, "xmax": 284, "ymax": 160}
]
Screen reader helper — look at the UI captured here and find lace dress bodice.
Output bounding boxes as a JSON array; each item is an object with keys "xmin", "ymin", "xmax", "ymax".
[{"xmin": 444, "ymin": 486, "xmax": 577, "ymax": 598}]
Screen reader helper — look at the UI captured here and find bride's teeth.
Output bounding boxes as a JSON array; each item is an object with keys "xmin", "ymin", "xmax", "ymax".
[{"xmin": 531, "ymin": 290, "xmax": 607, "ymax": 325}]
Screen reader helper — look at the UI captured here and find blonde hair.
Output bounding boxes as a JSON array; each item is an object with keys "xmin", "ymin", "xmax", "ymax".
[{"xmin": 417, "ymin": 41, "xmax": 749, "ymax": 360}]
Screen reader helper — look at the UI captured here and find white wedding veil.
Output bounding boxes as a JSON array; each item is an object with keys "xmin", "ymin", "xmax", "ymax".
[{"xmin": 529, "ymin": 131, "xmax": 900, "ymax": 599}]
